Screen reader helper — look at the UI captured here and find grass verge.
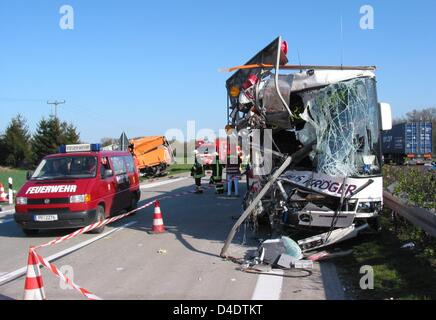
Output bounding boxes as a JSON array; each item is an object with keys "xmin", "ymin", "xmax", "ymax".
[
  {"xmin": 335, "ymin": 216, "xmax": 436, "ymax": 300},
  {"xmin": 0, "ymin": 167, "xmax": 26, "ymax": 193}
]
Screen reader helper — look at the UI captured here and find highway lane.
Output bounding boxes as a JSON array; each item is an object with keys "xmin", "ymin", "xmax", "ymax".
[{"xmin": 0, "ymin": 173, "xmax": 340, "ymax": 300}]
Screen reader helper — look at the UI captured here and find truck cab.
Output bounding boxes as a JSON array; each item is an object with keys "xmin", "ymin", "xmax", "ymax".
[{"xmin": 14, "ymin": 144, "xmax": 141, "ymax": 236}]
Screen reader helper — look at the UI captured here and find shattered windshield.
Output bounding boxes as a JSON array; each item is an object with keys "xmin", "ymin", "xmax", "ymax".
[
  {"xmin": 298, "ymin": 77, "xmax": 381, "ymax": 177},
  {"xmin": 32, "ymin": 156, "xmax": 98, "ymax": 180}
]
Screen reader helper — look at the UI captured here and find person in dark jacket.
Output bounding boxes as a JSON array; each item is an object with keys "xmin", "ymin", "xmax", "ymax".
[
  {"xmin": 211, "ymin": 153, "xmax": 224, "ymax": 194},
  {"xmin": 191, "ymin": 151, "xmax": 205, "ymax": 194}
]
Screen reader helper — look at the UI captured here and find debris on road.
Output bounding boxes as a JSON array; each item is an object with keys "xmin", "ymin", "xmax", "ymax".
[
  {"xmin": 307, "ymin": 250, "xmax": 353, "ymax": 262},
  {"xmin": 259, "ymin": 236, "xmax": 303, "ymax": 265},
  {"xmin": 276, "ymin": 254, "xmax": 299, "ymax": 269},
  {"xmin": 233, "ymin": 236, "xmax": 315, "ymax": 273},
  {"xmin": 293, "ymin": 260, "xmax": 314, "ymax": 269}
]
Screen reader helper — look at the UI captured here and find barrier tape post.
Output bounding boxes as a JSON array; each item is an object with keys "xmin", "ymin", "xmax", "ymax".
[{"xmin": 8, "ymin": 177, "xmax": 13, "ymax": 205}]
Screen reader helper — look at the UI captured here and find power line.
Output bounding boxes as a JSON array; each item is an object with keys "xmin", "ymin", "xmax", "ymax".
[{"xmin": 47, "ymin": 100, "xmax": 66, "ymax": 119}]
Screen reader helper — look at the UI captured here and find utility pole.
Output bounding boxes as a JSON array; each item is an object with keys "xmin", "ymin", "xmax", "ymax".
[{"xmin": 47, "ymin": 100, "xmax": 66, "ymax": 119}]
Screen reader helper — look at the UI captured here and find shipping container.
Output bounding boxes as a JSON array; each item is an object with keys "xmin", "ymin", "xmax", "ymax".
[{"xmin": 382, "ymin": 122, "xmax": 432, "ymax": 164}]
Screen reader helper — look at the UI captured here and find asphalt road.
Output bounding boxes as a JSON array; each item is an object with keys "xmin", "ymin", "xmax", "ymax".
[{"xmin": 0, "ymin": 173, "xmax": 344, "ymax": 300}]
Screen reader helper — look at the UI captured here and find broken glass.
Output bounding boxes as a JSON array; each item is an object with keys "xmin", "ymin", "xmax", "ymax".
[{"xmin": 299, "ymin": 78, "xmax": 381, "ymax": 177}]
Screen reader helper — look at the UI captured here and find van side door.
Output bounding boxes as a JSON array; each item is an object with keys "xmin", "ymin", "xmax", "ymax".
[
  {"xmin": 124, "ymin": 155, "xmax": 138, "ymax": 194},
  {"xmin": 99, "ymin": 156, "xmax": 116, "ymax": 216},
  {"xmin": 110, "ymin": 156, "xmax": 130, "ymax": 213}
]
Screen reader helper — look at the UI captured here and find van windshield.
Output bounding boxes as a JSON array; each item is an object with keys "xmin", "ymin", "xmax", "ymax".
[{"xmin": 32, "ymin": 156, "xmax": 98, "ymax": 180}]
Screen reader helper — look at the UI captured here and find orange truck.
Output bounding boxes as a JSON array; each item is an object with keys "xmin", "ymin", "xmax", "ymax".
[{"xmin": 129, "ymin": 136, "xmax": 174, "ymax": 177}]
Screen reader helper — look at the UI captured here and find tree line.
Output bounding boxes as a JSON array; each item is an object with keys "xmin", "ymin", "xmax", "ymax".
[{"xmin": 0, "ymin": 114, "xmax": 80, "ymax": 169}]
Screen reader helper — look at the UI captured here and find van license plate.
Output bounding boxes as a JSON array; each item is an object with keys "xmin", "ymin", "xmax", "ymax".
[{"xmin": 34, "ymin": 215, "xmax": 58, "ymax": 222}]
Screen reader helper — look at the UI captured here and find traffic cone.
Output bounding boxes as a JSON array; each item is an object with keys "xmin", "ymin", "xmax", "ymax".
[
  {"xmin": 0, "ymin": 184, "xmax": 8, "ymax": 203},
  {"xmin": 23, "ymin": 249, "xmax": 46, "ymax": 300},
  {"xmin": 151, "ymin": 201, "xmax": 166, "ymax": 234}
]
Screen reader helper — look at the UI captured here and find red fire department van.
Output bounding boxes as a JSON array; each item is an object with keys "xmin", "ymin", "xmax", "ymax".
[{"xmin": 14, "ymin": 144, "xmax": 141, "ymax": 236}]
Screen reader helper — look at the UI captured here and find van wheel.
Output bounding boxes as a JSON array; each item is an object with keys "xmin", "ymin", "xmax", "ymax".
[
  {"xmin": 22, "ymin": 229, "xmax": 39, "ymax": 236},
  {"xmin": 89, "ymin": 206, "xmax": 106, "ymax": 234},
  {"xmin": 128, "ymin": 194, "xmax": 139, "ymax": 215}
]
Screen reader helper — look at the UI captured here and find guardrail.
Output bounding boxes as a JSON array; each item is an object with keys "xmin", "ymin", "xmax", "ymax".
[{"xmin": 383, "ymin": 190, "xmax": 436, "ymax": 238}]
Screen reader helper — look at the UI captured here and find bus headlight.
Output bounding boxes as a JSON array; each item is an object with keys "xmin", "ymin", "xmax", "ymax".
[
  {"xmin": 16, "ymin": 197, "xmax": 28, "ymax": 205},
  {"xmin": 70, "ymin": 194, "xmax": 91, "ymax": 204},
  {"xmin": 357, "ymin": 201, "xmax": 382, "ymax": 213}
]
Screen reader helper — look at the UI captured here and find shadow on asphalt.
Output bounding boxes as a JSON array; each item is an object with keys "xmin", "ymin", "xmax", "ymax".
[
  {"xmin": 0, "ymin": 178, "xmax": 259, "ymax": 259},
  {"xmin": 0, "ymin": 293, "xmax": 15, "ymax": 301},
  {"xmin": 128, "ymin": 179, "xmax": 261, "ymax": 258}
]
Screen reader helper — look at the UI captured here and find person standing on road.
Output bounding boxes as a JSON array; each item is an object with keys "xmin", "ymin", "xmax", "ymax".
[
  {"xmin": 226, "ymin": 153, "xmax": 242, "ymax": 197},
  {"xmin": 191, "ymin": 151, "xmax": 205, "ymax": 194},
  {"xmin": 212, "ymin": 152, "xmax": 224, "ymax": 194}
]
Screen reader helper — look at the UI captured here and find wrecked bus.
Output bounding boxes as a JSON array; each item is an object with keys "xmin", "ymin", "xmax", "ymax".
[{"xmin": 221, "ymin": 37, "xmax": 393, "ymax": 256}]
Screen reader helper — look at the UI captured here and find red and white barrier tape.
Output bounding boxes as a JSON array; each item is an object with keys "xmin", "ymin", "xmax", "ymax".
[
  {"xmin": 28, "ymin": 200, "xmax": 157, "ymax": 300},
  {"xmin": 27, "ymin": 179, "xmax": 237, "ymax": 300},
  {"xmin": 34, "ymin": 200, "xmax": 157, "ymax": 249},
  {"xmin": 30, "ymin": 248, "xmax": 102, "ymax": 300}
]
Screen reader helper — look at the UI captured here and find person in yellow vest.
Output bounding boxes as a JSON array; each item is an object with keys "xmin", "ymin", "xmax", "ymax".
[{"xmin": 191, "ymin": 151, "xmax": 205, "ymax": 194}]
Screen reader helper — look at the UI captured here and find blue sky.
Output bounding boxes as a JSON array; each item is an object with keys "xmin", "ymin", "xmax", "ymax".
[{"xmin": 1, "ymin": 0, "xmax": 435, "ymax": 142}]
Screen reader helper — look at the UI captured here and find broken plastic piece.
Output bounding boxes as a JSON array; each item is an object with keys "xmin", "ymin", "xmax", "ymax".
[
  {"xmin": 259, "ymin": 239, "xmax": 286, "ymax": 265},
  {"xmin": 298, "ymin": 224, "xmax": 369, "ymax": 252},
  {"xmin": 293, "ymin": 260, "xmax": 314, "ymax": 269},
  {"xmin": 307, "ymin": 251, "xmax": 330, "ymax": 262},
  {"xmin": 308, "ymin": 250, "xmax": 353, "ymax": 261},
  {"xmin": 277, "ymin": 253, "xmax": 299, "ymax": 269},
  {"xmin": 281, "ymin": 236, "xmax": 303, "ymax": 260}
]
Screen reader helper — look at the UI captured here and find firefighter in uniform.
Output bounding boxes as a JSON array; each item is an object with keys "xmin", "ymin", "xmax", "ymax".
[
  {"xmin": 191, "ymin": 151, "xmax": 205, "ymax": 194},
  {"xmin": 211, "ymin": 153, "xmax": 224, "ymax": 194}
]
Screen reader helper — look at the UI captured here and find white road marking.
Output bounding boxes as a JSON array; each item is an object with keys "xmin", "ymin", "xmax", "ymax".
[
  {"xmin": 251, "ymin": 270, "xmax": 284, "ymax": 300},
  {"xmin": 0, "ymin": 218, "xmax": 14, "ymax": 224},
  {"xmin": 0, "ymin": 221, "xmax": 137, "ymax": 286},
  {"xmin": 140, "ymin": 177, "xmax": 188, "ymax": 190},
  {"xmin": 0, "ymin": 209, "xmax": 15, "ymax": 214}
]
